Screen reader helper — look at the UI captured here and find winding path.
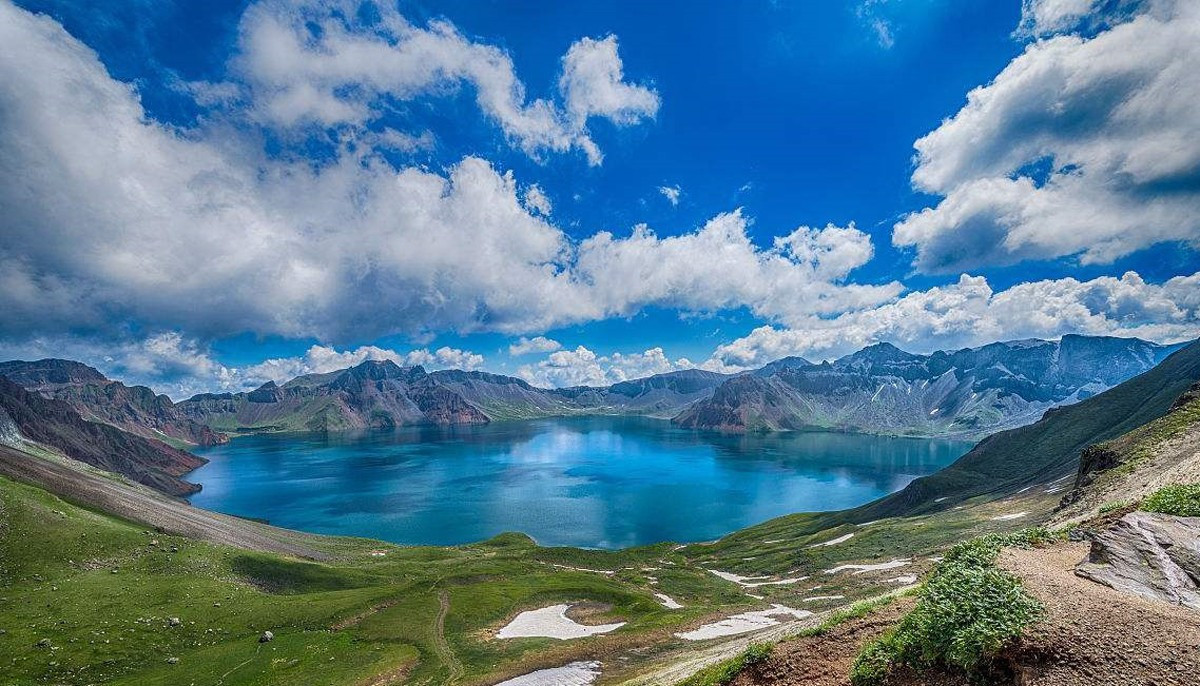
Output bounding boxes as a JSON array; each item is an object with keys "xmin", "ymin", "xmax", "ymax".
[{"xmin": 434, "ymin": 590, "xmax": 464, "ymax": 684}]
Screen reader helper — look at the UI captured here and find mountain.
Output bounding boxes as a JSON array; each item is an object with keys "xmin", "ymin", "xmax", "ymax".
[
  {"xmin": 673, "ymin": 335, "xmax": 1180, "ymax": 438},
  {"xmin": 851, "ymin": 337, "xmax": 1200, "ymax": 520},
  {"xmin": 0, "ymin": 376, "xmax": 206, "ymax": 496},
  {"xmin": 178, "ymin": 361, "xmax": 731, "ymax": 433},
  {"xmin": 0, "ymin": 359, "xmax": 227, "ymax": 447}
]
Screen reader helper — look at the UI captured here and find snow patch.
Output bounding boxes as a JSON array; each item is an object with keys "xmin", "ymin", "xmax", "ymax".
[
  {"xmin": 990, "ymin": 512, "xmax": 1028, "ymax": 521},
  {"xmin": 676, "ymin": 605, "xmax": 813, "ymax": 641},
  {"xmin": 807, "ymin": 532, "xmax": 854, "ymax": 548},
  {"xmin": 824, "ymin": 559, "xmax": 910, "ymax": 575},
  {"xmin": 496, "ymin": 661, "xmax": 602, "ymax": 685},
  {"xmin": 802, "ymin": 595, "xmax": 845, "ymax": 602},
  {"xmin": 496, "ymin": 605, "xmax": 625, "ymax": 640},
  {"xmin": 708, "ymin": 569, "xmax": 806, "ymax": 588},
  {"xmin": 655, "ymin": 593, "xmax": 683, "ymax": 609}
]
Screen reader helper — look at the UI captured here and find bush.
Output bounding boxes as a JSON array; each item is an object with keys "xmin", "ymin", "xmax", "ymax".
[
  {"xmin": 849, "ymin": 530, "xmax": 1047, "ymax": 685},
  {"xmin": 1141, "ymin": 483, "xmax": 1200, "ymax": 517}
]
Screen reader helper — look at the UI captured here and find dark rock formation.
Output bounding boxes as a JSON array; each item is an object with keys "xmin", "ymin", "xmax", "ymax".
[
  {"xmin": 0, "ymin": 377, "xmax": 205, "ymax": 496},
  {"xmin": 1076, "ymin": 511, "xmax": 1200, "ymax": 610},
  {"xmin": 0, "ymin": 359, "xmax": 226, "ymax": 446}
]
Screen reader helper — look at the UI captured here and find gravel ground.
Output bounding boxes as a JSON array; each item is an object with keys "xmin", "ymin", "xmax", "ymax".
[{"xmin": 998, "ymin": 542, "xmax": 1200, "ymax": 686}]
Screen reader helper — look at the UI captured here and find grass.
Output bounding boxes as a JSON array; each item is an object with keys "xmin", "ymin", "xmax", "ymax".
[
  {"xmin": 1140, "ymin": 483, "xmax": 1200, "ymax": 517},
  {"xmin": 849, "ymin": 529, "xmax": 1055, "ymax": 685},
  {"xmin": 675, "ymin": 642, "xmax": 773, "ymax": 686},
  {"xmin": 0, "ymin": 474, "xmax": 738, "ymax": 686}
]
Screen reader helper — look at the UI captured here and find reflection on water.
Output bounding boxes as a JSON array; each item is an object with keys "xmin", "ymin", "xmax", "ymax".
[{"xmin": 189, "ymin": 416, "xmax": 971, "ymax": 548}]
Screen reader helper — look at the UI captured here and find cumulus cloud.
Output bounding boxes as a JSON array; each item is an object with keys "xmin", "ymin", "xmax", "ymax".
[
  {"xmin": 508, "ymin": 336, "xmax": 562, "ymax": 356},
  {"xmin": 1016, "ymin": 0, "xmax": 1099, "ymax": 36},
  {"xmin": 895, "ymin": 0, "xmax": 1200, "ymax": 272},
  {"xmin": 517, "ymin": 345, "xmax": 694, "ymax": 387},
  {"xmin": 703, "ymin": 270, "xmax": 1200, "ymax": 370},
  {"xmin": 244, "ymin": 343, "xmax": 482, "ymax": 384},
  {"xmin": 235, "ymin": 1, "xmax": 656, "ymax": 165},
  {"xmin": 523, "ymin": 184, "xmax": 553, "ymax": 216},
  {"xmin": 0, "ymin": 3, "xmax": 894, "ymax": 347},
  {"xmin": 658, "ymin": 185, "xmax": 681, "ymax": 206}
]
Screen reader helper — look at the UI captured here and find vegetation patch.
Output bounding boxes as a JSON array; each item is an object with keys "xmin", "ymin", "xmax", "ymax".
[
  {"xmin": 849, "ymin": 529, "xmax": 1053, "ymax": 685},
  {"xmin": 1140, "ymin": 483, "xmax": 1200, "ymax": 517},
  {"xmin": 676, "ymin": 642, "xmax": 773, "ymax": 686}
]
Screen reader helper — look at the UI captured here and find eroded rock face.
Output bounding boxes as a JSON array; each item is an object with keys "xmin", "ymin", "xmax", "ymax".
[{"xmin": 1076, "ymin": 511, "xmax": 1200, "ymax": 610}]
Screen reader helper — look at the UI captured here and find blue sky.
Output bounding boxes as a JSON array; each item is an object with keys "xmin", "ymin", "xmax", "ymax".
[{"xmin": 0, "ymin": 0, "xmax": 1198, "ymax": 396}]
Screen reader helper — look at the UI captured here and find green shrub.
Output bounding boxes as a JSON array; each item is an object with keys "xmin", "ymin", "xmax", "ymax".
[
  {"xmin": 677, "ymin": 642, "xmax": 774, "ymax": 686},
  {"xmin": 848, "ymin": 530, "xmax": 1047, "ymax": 685},
  {"xmin": 1098, "ymin": 499, "xmax": 1130, "ymax": 514},
  {"xmin": 850, "ymin": 633, "xmax": 900, "ymax": 686},
  {"xmin": 1141, "ymin": 483, "xmax": 1200, "ymax": 517}
]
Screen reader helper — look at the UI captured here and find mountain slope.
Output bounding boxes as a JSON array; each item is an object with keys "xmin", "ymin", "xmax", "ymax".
[
  {"xmin": 0, "ymin": 377, "xmax": 206, "ymax": 496},
  {"xmin": 0, "ymin": 359, "xmax": 226, "ymax": 447},
  {"xmin": 179, "ymin": 363, "xmax": 731, "ymax": 432},
  {"xmin": 674, "ymin": 335, "xmax": 1178, "ymax": 438},
  {"xmin": 853, "ymin": 337, "xmax": 1200, "ymax": 520}
]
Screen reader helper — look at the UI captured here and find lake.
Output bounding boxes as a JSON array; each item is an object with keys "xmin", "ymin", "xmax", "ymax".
[{"xmin": 188, "ymin": 416, "xmax": 971, "ymax": 548}]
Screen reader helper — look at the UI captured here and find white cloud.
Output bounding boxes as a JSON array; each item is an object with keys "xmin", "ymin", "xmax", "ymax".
[
  {"xmin": 235, "ymin": 1, "xmax": 656, "ymax": 165},
  {"xmin": 658, "ymin": 185, "xmax": 681, "ymax": 206},
  {"xmin": 0, "ymin": 4, "xmax": 892, "ymax": 347},
  {"xmin": 574, "ymin": 212, "xmax": 900, "ymax": 326},
  {"xmin": 857, "ymin": 0, "xmax": 896, "ymax": 48},
  {"xmin": 523, "ymin": 184, "xmax": 553, "ymax": 216},
  {"xmin": 517, "ymin": 345, "xmax": 693, "ymax": 387},
  {"xmin": 509, "ymin": 336, "xmax": 562, "ymax": 356},
  {"xmin": 895, "ymin": 0, "xmax": 1200, "ymax": 272},
  {"xmin": 703, "ymin": 270, "xmax": 1200, "ymax": 370}
]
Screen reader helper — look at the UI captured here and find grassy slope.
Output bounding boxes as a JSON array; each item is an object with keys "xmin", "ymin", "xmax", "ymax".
[{"xmin": 0, "ymin": 473, "xmax": 753, "ymax": 686}]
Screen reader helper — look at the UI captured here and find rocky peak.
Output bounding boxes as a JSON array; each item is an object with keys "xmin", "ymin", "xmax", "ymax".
[{"xmin": 0, "ymin": 358, "xmax": 109, "ymax": 389}]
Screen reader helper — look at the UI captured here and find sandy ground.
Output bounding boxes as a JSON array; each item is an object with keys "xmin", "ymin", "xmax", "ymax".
[
  {"xmin": 496, "ymin": 604, "xmax": 625, "ymax": 640},
  {"xmin": 675, "ymin": 605, "xmax": 813, "ymax": 641},
  {"xmin": 998, "ymin": 542, "xmax": 1200, "ymax": 685},
  {"xmin": 0, "ymin": 444, "xmax": 327, "ymax": 559},
  {"xmin": 495, "ymin": 661, "xmax": 602, "ymax": 685}
]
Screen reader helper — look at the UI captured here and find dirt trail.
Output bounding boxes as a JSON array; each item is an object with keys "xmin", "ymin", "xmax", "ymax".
[
  {"xmin": 998, "ymin": 541, "xmax": 1200, "ymax": 686},
  {"xmin": 435, "ymin": 590, "xmax": 465, "ymax": 684},
  {"xmin": 0, "ymin": 444, "xmax": 328, "ymax": 559}
]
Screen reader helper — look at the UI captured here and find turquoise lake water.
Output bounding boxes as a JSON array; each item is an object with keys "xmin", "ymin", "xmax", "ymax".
[{"xmin": 188, "ymin": 416, "xmax": 971, "ymax": 549}]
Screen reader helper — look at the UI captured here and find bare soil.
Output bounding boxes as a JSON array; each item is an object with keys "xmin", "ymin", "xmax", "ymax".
[
  {"xmin": 996, "ymin": 542, "xmax": 1200, "ymax": 686},
  {"xmin": 726, "ymin": 598, "xmax": 916, "ymax": 686}
]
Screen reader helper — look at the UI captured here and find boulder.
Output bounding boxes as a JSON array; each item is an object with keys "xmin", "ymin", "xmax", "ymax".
[
  {"xmin": 1076, "ymin": 511, "xmax": 1200, "ymax": 610},
  {"xmin": 259, "ymin": 630, "xmax": 274, "ymax": 643}
]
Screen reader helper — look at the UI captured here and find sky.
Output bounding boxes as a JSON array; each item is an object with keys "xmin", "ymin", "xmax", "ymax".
[{"xmin": 0, "ymin": 0, "xmax": 1198, "ymax": 398}]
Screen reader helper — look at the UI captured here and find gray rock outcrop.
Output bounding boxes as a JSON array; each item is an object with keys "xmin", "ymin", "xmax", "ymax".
[{"xmin": 1076, "ymin": 511, "xmax": 1200, "ymax": 610}]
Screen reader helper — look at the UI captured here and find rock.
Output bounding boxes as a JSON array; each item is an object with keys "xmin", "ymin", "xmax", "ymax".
[
  {"xmin": 1076, "ymin": 511, "xmax": 1200, "ymax": 610},
  {"xmin": 168, "ymin": 617, "xmax": 181, "ymax": 627},
  {"xmin": 166, "ymin": 657, "xmax": 179, "ymax": 664},
  {"xmin": 259, "ymin": 630, "xmax": 274, "ymax": 643},
  {"xmin": 36, "ymin": 638, "xmax": 51, "ymax": 648}
]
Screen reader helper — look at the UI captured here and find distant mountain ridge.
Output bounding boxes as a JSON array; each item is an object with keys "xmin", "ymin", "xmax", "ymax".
[
  {"xmin": 673, "ymin": 335, "xmax": 1181, "ymax": 438},
  {"xmin": 0, "ymin": 359, "xmax": 227, "ymax": 447},
  {"xmin": 0, "ymin": 335, "xmax": 1181, "ymax": 443},
  {"xmin": 177, "ymin": 361, "xmax": 730, "ymax": 433}
]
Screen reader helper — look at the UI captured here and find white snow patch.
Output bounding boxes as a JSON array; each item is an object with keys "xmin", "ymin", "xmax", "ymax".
[
  {"xmin": 803, "ymin": 595, "xmax": 845, "ymax": 602},
  {"xmin": 824, "ymin": 559, "xmax": 910, "ymax": 575},
  {"xmin": 708, "ymin": 569, "xmax": 806, "ymax": 588},
  {"xmin": 934, "ymin": 497, "xmax": 948, "ymax": 503},
  {"xmin": 990, "ymin": 512, "xmax": 1028, "ymax": 521},
  {"xmin": 550, "ymin": 564, "xmax": 615, "ymax": 576},
  {"xmin": 496, "ymin": 661, "xmax": 602, "ymax": 685},
  {"xmin": 496, "ymin": 605, "xmax": 625, "ymax": 640},
  {"xmin": 808, "ymin": 532, "xmax": 855, "ymax": 548},
  {"xmin": 655, "ymin": 593, "xmax": 683, "ymax": 609},
  {"xmin": 676, "ymin": 605, "xmax": 813, "ymax": 641},
  {"xmin": 857, "ymin": 520, "xmax": 883, "ymax": 527},
  {"xmin": 887, "ymin": 574, "xmax": 918, "ymax": 585}
]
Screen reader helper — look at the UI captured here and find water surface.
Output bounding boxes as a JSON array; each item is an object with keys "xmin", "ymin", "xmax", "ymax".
[{"xmin": 189, "ymin": 416, "xmax": 971, "ymax": 548}]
